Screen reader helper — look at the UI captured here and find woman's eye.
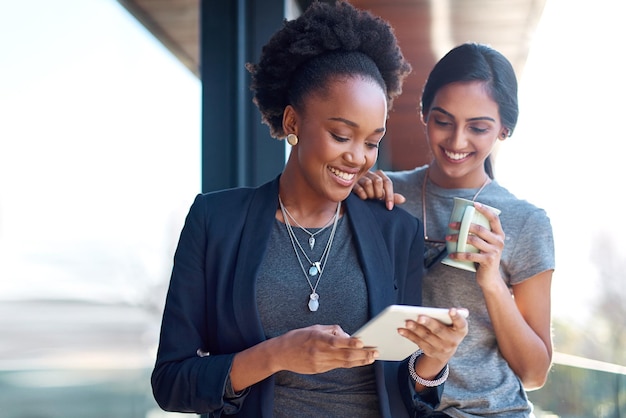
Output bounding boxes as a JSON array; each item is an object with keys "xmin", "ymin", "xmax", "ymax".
[
  {"xmin": 434, "ymin": 118, "xmax": 451, "ymax": 127},
  {"xmin": 331, "ymin": 133, "xmax": 349, "ymax": 142},
  {"xmin": 366, "ymin": 142, "xmax": 380, "ymax": 149},
  {"xmin": 470, "ymin": 126, "xmax": 488, "ymax": 134}
]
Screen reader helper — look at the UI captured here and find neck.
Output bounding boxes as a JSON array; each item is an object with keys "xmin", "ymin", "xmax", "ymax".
[{"xmin": 278, "ymin": 173, "xmax": 342, "ymax": 228}]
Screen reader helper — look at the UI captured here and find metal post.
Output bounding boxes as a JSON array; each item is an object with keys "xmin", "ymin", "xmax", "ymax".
[{"xmin": 200, "ymin": 0, "xmax": 286, "ymax": 193}]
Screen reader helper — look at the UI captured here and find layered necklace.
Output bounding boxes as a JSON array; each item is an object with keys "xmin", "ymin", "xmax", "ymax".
[
  {"xmin": 278, "ymin": 196, "xmax": 341, "ymax": 312},
  {"xmin": 280, "ymin": 202, "xmax": 337, "ymax": 250},
  {"xmin": 421, "ymin": 167, "xmax": 491, "ymax": 269}
]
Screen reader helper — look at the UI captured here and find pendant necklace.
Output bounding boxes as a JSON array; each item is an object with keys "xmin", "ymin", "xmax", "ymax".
[
  {"xmin": 421, "ymin": 167, "xmax": 491, "ymax": 241},
  {"xmin": 278, "ymin": 196, "xmax": 341, "ymax": 312},
  {"xmin": 280, "ymin": 203, "xmax": 337, "ymax": 250}
]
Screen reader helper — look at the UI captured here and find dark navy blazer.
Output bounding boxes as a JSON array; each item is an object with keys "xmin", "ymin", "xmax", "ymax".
[{"xmin": 151, "ymin": 176, "xmax": 439, "ymax": 417}]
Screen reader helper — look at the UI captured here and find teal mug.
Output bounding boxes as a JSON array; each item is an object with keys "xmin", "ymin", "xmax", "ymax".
[{"xmin": 441, "ymin": 197, "xmax": 501, "ymax": 272}]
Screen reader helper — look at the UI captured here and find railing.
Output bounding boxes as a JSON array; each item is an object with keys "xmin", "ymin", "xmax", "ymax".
[
  {"xmin": 1, "ymin": 351, "xmax": 624, "ymax": 417},
  {"xmin": 530, "ymin": 352, "xmax": 626, "ymax": 418}
]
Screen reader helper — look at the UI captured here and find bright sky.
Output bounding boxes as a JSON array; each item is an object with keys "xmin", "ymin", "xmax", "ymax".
[
  {"xmin": 496, "ymin": 0, "xmax": 626, "ymax": 320},
  {"xmin": 0, "ymin": 0, "xmax": 201, "ymax": 305},
  {"xmin": 0, "ymin": 0, "xmax": 624, "ymax": 321}
]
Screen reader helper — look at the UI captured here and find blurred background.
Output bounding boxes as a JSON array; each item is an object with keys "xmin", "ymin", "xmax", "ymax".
[{"xmin": 0, "ymin": 0, "xmax": 624, "ymax": 417}]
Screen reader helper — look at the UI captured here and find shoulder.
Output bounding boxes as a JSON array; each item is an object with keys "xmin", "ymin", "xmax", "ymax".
[
  {"xmin": 192, "ymin": 177, "xmax": 278, "ymax": 216},
  {"xmin": 188, "ymin": 187, "xmax": 256, "ymax": 220},
  {"xmin": 383, "ymin": 165, "xmax": 427, "ymax": 201},
  {"xmin": 195, "ymin": 186, "xmax": 257, "ymax": 206},
  {"xmin": 385, "ymin": 165, "xmax": 427, "ymax": 184},
  {"xmin": 484, "ymin": 182, "xmax": 552, "ymax": 228},
  {"xmin": 179, "ymin": 180, "xmax": 279, "ymax": 250},
  {"xmin": 346, "ymin": 194, "xmax": 421, "ymax": 234}
]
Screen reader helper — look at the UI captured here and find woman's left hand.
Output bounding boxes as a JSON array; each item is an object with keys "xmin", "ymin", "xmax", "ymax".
[{"xmin": 398, "ymin": 308, "xmax": 468, "ymax": 363}]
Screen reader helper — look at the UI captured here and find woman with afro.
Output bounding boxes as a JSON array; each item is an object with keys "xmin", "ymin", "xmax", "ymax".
[{"xmin": 151, "ymin": 2, "xmax": 468, "ymax": 417}]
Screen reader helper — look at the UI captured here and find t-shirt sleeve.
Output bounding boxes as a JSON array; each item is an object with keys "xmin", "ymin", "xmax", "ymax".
[{"xmin": 505, "ymin": 207, "xmax": 555, "ymax": 285}]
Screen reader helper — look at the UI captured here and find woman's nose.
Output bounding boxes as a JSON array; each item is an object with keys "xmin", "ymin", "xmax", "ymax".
[
  {"xmin": 345, "ymin": 144, "xmax": 367, "ymax": 165},
  {"xmin": 448, "ymin": 127, "xmax": 468, "ymax": 149}
]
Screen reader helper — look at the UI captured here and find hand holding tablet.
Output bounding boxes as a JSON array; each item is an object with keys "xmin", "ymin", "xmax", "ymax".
[{"xmin": 352, "ymin": 305, "xmax": 469, "ymax": 361}]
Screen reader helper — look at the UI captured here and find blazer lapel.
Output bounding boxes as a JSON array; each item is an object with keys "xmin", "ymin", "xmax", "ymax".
[
  {"xmin": 345, "ymin": 194, "xmax": 395, "ymax": 317},
  {"xmin": 232, "ymin": 177, "xmax": 280, "ymax": 346}
]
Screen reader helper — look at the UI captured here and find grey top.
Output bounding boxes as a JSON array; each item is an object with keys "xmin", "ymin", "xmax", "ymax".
[
  {"xmin": 256, "ymin": 215, "xmax": 379, "ymax": 417},
  {"xmin": 387, "ymin": 165, "xmax": 555, "ymax": 418}
]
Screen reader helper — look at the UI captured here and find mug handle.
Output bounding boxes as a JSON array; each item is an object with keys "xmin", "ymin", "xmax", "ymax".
[{"xmin": 456, "ymin": 205, "xmax": 475, "ymax": 253}]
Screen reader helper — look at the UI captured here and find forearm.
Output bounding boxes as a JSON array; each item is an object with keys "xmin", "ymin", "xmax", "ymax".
[
  {"xmin": 412, "ymin": 353, "xmax": 449, "ymax": 392},
  {"xmin": 481, "ymin": 279, "xmax": 552, "ymax": 388},
  {"xmin": 230, "ymin": 337, "xmax": 282, "ymax": 392}
]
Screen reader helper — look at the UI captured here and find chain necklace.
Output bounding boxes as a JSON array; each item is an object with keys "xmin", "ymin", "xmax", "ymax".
[
  {"xmin": 280, "ymin": 203, "xmax": 337, "ymax": 250},
  {"xmin": 421, "ymin": 167, "xmax": 491, "ymax": 242},
  {"xmin": 278, "ymin": 196, "xmax": 341, "ymax": 312}
]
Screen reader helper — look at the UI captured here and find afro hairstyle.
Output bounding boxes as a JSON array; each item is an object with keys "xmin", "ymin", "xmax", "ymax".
[{"xmin": 247, "ymin": 1, "xmax": 411, "ymax": 138}]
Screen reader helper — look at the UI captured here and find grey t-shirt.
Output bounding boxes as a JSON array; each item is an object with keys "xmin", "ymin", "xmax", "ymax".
[
  {"xmin": 387, "ymin": 166, "xmax": 555, "ymax": 418},
  {"xmin": 256, "ymin": 215, "xmax": 380, "ymax": 418}
]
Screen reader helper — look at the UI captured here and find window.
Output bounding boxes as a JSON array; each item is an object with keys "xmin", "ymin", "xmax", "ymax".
[{"xmin": 0, "ymin": 1, "xmax": 200, "ymax": 416}]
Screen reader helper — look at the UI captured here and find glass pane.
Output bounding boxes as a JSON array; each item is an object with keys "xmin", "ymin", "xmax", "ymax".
[{"xmin": 0, "ymin": 1, "xmax": 200, "ymax": 417}]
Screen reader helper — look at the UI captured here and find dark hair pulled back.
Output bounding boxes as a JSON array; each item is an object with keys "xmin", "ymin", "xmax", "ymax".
[{"xmin": 421, "ymin": 43, "xmax": 519, "ymax": 178}]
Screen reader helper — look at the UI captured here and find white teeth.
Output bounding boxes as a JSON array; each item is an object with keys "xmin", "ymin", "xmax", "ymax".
[
  {"xmin": 444, "ymin": 149, "xmax": 470, "ymax": 160},
  {"xmin": 329, "ymin": 167, "xmax": 355, "ymax": 181}
]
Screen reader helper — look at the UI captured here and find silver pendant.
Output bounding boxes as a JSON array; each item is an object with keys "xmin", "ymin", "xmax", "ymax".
[
  {"xmin": 308, "ymin": 292, "xmax": 319, "ymax": 311},
  {"xmin": 308, "ymin": 262, "xmax": 321, "ymax": 276},
  {"xmin": 309, "ymin": 236, "xmax": 315, "ymax": 250}
]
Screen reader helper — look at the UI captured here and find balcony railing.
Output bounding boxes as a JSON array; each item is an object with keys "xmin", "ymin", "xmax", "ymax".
[
  {"xmin": 1, "ymin": 301, "xmax": 624, "ymax": 418},
  {"xmin": 530, "ymin": 352, "xmax": 626, "ymax": 418},
  {"xmin": 1, "ymin": 352, "xmax": 624, "ymax": 417}
]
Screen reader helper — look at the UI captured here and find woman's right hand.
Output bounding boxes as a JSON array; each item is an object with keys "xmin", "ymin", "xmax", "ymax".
[
  {"xmin": 272, "ymin": 324, "xmax": 378, "ymax": 374},
  {"xmin": 230, "ymin": 324, "xmax": 376, "ymax": 392},
  {"xmin": 353, "ymin": 170, "xmax": 405, "ymax": 210}
]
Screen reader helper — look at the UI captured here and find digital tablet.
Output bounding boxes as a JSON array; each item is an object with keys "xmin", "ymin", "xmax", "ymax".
[{"xmin": 352, "ymin": 305, "xmax": 469, "ymax": 361}]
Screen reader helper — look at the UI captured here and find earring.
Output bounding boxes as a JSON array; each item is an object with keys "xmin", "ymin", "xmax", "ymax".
[{"xmin": 286, "ymin": 133, "xmax": 298, "ymax": 146}]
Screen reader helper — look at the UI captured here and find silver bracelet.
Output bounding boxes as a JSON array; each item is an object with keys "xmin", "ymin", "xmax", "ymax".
[{"xmin": 408, "ymin": 349, "xmax": 449, "ymax": 387}]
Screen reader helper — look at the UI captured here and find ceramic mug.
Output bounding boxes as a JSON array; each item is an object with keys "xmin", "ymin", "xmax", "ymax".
[{"xmin": 441, "ymin": 197, "xmax": 501, "ymax": 272}]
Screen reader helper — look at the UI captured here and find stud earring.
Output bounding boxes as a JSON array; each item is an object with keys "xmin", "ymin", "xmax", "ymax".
[{"xmin": 286, "ymin": 133, "xmax": 298, "ymax": 146}]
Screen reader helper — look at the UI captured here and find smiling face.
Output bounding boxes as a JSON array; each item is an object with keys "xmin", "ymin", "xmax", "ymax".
[
  {"xmin": 423, "ymin": 81, "xmax": 508, "ymax": 188},
  {"xmin": 281, "ymin": 75, "xmax": 387, "ymax": 206}
]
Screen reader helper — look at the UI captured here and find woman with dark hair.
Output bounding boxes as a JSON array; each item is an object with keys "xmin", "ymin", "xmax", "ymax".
[
  {"xmin": 420, "ymin": 43, "xmax": 519, "ymax": 180},
  {"xmin": 355, "ymin": 43, "xmax": 554, "ymax": 417},
  {"xmin": 151, "ymin": 2, "xmax": 468, "ymax": 417}
]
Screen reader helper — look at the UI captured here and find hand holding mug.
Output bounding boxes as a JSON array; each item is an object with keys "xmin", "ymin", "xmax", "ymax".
[{"xmin": 441, "ymin": 197, "xmax": 502, "ymax": 272}]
